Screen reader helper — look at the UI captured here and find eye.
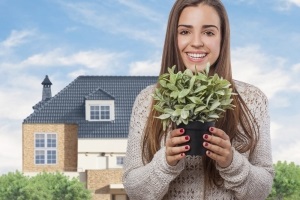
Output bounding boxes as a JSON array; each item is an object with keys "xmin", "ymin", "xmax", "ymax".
[
  {"xmin": 178, "ymin": 30, "xmax": 190, "ymax": 35},
  {"xmin": 203, "ymin": 31, "xmax": 215, "ymax": 36}
]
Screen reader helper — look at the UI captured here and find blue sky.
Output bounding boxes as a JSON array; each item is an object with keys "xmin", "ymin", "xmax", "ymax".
[{"xmin": 0, "ymin": 0, "xmax": 300, "ymax": 174}]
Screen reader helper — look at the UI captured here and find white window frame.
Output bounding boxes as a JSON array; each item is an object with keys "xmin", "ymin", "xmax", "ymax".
[
  {"xmin": 85, "ymin": 100, "xmax": 115, "ymax": 121},
  {"xmin": 116, "ymin": 156, "xmax": 125, "ymax": 166},
  {"xmin": 34, "ymin": 133, "xmax": 57, "ymax": 165}
]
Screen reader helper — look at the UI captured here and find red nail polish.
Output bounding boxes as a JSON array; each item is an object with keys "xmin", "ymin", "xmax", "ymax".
[
  {"xmin": 185, "ymin": 145, "xmax": 189, "ymax": 149},
  {"xmin": 210, "ymin": 127, "xmax": 214, "ymax": 132},
  {"xmin": 204, "ymin": 134, "xmax": 208, "ymax": 139},
  {"xmin": 207, "ymin": 151, "xmax": 211, "ymax": 155},
  {"xmin": 205, "ymin": 142, "xmax": 208, "ymax": 147},
  {"xmin": 180, "ymin": 128, "xmax": 184, "ymax": 133},
  {"xmin": 181, "ymin": 153, "xmax": 184, "ymax": 156},
  {"xmin": 185, "ymin": 136, "xmax": 189, "ymax": 140}
]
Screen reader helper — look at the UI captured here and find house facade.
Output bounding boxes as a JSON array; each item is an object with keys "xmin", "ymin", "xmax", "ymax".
[{"xmin": 22, "ymin": 75, "xmax": 157, "ymax": 200}]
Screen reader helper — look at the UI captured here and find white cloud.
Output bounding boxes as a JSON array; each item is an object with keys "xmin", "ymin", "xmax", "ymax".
[
  {"xmin": 270, "ymin": 121, "xmax": 282, "ymax": 140},
  {"xmin": 292, "ymin": 63, "xmax": 300, "ymax": 72},
  {"xmin": 232, "ymin": 0, "xmax": 256, "ymax": 4},
  {"xmin": 129, "ymin": 59, "xmax": 160, "ymax": 76},
  {"xmin": 60, "ymin": 2, "xmax": 164, "ymax": 46},
  {"xmin": 271, "ymin": 115, "xmax": 300, "ymax": 165},
  {"xmin": 275, "ymin": 0, "xmax": 300, "ymax": 10},
  {"xmin": 273, "ymin": 140, "xmax": 300, "ymax": 164},
  {"xmin": 232, "ymin": 45, "xmax": 300, "ymax": 165},
  {"xmin": 232, "ymin": 45, "xmax": 294, "ymax": 99},
  {"xmin": 270, "ymin": 114, "xmax": 300, "ymax": 165},
  {"xmin": 117, "ymin": 0, "xmax": 163, "ymax": 22},
  {"xmin": 0, "ymin": 49, "xmax": 128, "ymax": 75},
  {"xmin": 287, "ymin": 0, "xmax": 300, "ymax": 7},
  {"xmin": 0, "ymin": 121, "xmax": 22, "ymax": 174},
  {"xmin": 0, "ymin": 76, "xmax": 40, "ymax": 121},
  {"xmin": 1, "ymin": 29, "xmax": 36, "ymax": 48},
  {"xmin": 0, "ymin": 29, "xmax": 36, "ymax": 56}
]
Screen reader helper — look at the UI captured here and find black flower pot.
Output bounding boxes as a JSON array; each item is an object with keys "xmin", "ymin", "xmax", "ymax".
[{"xmin": 178, "ymin": 121, "xmax": 215, "ymax": 156}]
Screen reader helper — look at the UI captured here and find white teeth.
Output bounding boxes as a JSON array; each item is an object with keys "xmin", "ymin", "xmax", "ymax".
[{"xmin": 187, "ymin": 53, "xmax": 206, "ymax": 58}]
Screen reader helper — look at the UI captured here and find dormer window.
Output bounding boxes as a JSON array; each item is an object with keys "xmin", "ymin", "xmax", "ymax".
[
  {"xmin": 90, "ymin": 105, "xmax": 110, "ymax": 120},
  {"xmin": 86, "ymin": 100, "xmax": 115, "ymax": 121}
]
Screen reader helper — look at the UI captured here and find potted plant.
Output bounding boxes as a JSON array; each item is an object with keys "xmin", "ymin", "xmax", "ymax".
[{"xmin": 152, "ymin": 63, "xmax": 236, "ymax": 156}]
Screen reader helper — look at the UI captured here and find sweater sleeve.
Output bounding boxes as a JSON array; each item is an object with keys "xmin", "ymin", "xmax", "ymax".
[
  {"xmin": 122, "ymin": 86, "xmax": 185, "ymax": 200},
  {"xmin": 216, "ymin": 83, "xmax": 275, "ymax": 200}
]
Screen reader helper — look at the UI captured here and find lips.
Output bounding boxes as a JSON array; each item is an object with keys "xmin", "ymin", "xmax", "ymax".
[
  {"xmin": 187, "ymin": 53, "xmax": 207, "ymax": 62},
  {"xmin": 187, "ymin": 53, "xmax": 206, "ymax": 58}
]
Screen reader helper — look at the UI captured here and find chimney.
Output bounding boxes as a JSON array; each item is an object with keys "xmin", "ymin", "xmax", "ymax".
[{"xmin": 41, "ymin": 75, "xmax": 52, "ymax": 101}]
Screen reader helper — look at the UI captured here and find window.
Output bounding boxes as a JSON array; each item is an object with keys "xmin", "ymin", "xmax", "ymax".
[
  {"xmin": 90, "ymin": 105, "xmax": 110, "ymax": 120},
  {"xmin": 86, "ymin": 100, "xmax": 115, "ymax": 121},
  {"xmin": 35, "ymin": 133, "xmax": 57, "ymax": 165},
  {"xmin": 90, "ymin": 106, "xmax": 100, "ymax": 120},
  {"xmin": 116, "ymin": 156, "xmax": 125, "ymax": 166}
]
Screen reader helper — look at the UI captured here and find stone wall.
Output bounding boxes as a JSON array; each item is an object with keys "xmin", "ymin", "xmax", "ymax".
[
  {"xmin": 22, "ymin": 123, "xmax": 78, "ymax": 172},
  {"xmin": 86, "ymin": 169, "xmax": 125, "ymax": 200}
]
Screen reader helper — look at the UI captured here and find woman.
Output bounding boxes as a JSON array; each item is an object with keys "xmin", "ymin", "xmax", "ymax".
[{"xmin": 123, "ymin": 0, "xmax": 274, "ymax": 199}]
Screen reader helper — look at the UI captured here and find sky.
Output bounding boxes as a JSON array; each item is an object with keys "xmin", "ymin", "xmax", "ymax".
[{"xmin": 0, "ymin": 0, "xmax": 300, "ymax": 175}]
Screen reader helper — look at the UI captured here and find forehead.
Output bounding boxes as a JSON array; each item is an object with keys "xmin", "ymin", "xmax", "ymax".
[{"xmin": 178, "ymin": 4, "xmax": 220, "ymax": 27}]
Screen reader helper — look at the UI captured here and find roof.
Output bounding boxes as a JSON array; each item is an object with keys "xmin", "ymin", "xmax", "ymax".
[
  {"xmin": 24, "ymin": 76, "xmax": 158, "ymax": 138},
  {"xmin": 41, "ymin": 75, "xmax": 52, "ymax": 85}
]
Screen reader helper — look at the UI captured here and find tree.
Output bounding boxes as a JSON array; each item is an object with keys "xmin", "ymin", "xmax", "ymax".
[
  {"xmin": 267, "ymin": 161, "xmax": 300, "ymax": 200},
  {"xmin": 0, "ymin": 171, "xmax": 92, "ymax": 200}
]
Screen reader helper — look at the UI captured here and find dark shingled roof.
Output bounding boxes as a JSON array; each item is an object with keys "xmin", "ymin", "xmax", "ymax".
[{"xmin": 23, "ymin": 76, "xmax": 158, "ymax": 138}]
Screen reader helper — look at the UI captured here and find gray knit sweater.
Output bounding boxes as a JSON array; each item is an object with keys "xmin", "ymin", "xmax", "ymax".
[{"xmin": 123, "ymin": 80, "xmax": 274, "ymax": 200}]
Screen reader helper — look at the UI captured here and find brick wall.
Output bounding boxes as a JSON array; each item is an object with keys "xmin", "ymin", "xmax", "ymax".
[
  {"xmin": 22, "ymin": 124, "xmax": 78, "ymax": 172},
  {"xmin": 86, "ymin": 169, "xmax": 125, "ymax": 200}
]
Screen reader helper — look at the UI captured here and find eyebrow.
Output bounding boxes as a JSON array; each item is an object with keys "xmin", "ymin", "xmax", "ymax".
[{"xmin": 178, "ymin": 24, "xmax": 219, "ymax": 31}]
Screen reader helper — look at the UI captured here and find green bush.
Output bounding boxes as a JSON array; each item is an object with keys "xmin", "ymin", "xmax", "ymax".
[
  {"xmin": 267, "ymin": 161, "xmax": 300, "ymax": 200},
  {"xmin": 0, "ymin": 171, "xmax": 92, "ymax": 200}
]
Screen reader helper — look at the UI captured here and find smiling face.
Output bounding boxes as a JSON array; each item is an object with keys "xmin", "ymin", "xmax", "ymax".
[{"xmin": 177, "ymin": 3, "xmax": 221, "ymax": 72}]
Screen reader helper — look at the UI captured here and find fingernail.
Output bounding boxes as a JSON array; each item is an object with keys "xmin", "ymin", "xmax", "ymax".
[
  {"xmin": 185, "ymin": 136, "xmax": 190, "ymax": 140},
  {"xmin": 204, "ymin": 142, "xmax": 208, "ymax": 147},
  {"xmin": 181, "ymin": 153, "xmax": 184, "ymax": 156},
  {"xmin": 204, "ymin": 134, "xmax": 208, "ymax": 139},
  {"xmin": 185, "ymin": 145, "xmax": 189, "ymax": 150},
  {"xmin": 180, "ymin": 128, "xmax": 184, "ymax": 133},
  {"xmin": 207, "ymin": 151, "xmax": 211, "ymax": 155},
  {"xmin": 210, "ymin": 127, "xmax": 214, "ymax": 132}
]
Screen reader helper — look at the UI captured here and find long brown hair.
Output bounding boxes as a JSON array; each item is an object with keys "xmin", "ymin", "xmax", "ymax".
[{"xmin": 142, "ymin": 0, "xmax": 258, "ymax": 187}]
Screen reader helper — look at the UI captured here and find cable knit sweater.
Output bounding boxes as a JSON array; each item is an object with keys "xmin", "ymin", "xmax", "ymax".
[{"xmin": 123, "ymin": 80, "xmax": 274, "ymax": 200}]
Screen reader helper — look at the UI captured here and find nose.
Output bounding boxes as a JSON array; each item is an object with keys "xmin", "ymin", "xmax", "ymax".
[{"xmin": 191, "ymin": 34, "xmax": 204, "ymax": 48}]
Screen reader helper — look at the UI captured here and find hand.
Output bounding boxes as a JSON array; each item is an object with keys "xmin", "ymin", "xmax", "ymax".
[
  {"xmin": 203, "ymin": 127, "xmax": 233, "ymax": 168},
  {"xmin": 165, "ymin": 128, "xmax": 190, "ymax": 166}
]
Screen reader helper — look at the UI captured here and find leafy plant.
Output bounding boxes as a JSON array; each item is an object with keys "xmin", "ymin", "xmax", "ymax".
[
  {"xmin": 0, "ymin": 171, "xmax": 92, "ymax": 200},
  {"xmin": 267, "ymin": 161, "xmax": 300, "ymax": 200},
  {"xmin": 152, "ymin": 63, "xmax": 236, "ymax": 131}
]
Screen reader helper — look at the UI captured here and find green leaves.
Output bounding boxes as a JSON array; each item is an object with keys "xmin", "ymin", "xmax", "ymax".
[
  {"xmin": 267, "ymin": 161, "xmax": 300, "ymax": 200},
  {"xmin": 0, "ymin": 171, "xmax": 92, "ymax": 200},
  {"xmin": 152, "ymin": 63, "xmax": 236, "ymax": 131}
]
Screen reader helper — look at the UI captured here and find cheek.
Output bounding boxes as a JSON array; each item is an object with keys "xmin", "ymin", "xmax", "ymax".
[
  {"xmin": 177, "ymin": 36, "xmax": 189, "ymax": 51},
  {"xmin": 207, "ymin": 39, "xmax": 221, "ymax": 60}
]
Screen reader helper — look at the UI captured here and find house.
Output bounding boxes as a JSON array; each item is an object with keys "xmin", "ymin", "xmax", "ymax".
[{"xmin": 22, "ymin": 75, "xmax": 157, "ymax": 200}]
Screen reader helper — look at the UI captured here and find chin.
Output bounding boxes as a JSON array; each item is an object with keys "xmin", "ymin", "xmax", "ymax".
[{"xmin": 187, "ymin": 65, "xmax": 206, "ymax": 72}]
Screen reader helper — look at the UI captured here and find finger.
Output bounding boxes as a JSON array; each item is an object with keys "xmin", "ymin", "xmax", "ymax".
[
  {"xmin": 203, "ymin": 142, "xmax": 223, "ymax": 155},
  {"xmin": 209, "ymin": 127, "xmax": 229, "ymax": 140},
  {"xmin": 206, "ymin": 149, "xmax": 233, "ymax": 168},
  {"xmin": 206, "ymin": 150, "xmax": 223, "ymax": 162},
  {"xmin": 166, "ymin": 145, "xmax": 190, "ymax": 156},
  {"xmin": 170, "ymin": 128, "xmax": 185, "ymax": 138},
  {"xmin": 166, "ymin": 153, "xmax": 185, "ymax": 166},
  {"xmin": 203, "ymin": 134, "xmax": 230, "ymax": 149},
  {"xmin": 204, "ymin": 142, "xmax": 231, "ymax": 158},
  {"xmin": 166, "ymin": 134, "xmax": 190, "ymax": 147}
]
